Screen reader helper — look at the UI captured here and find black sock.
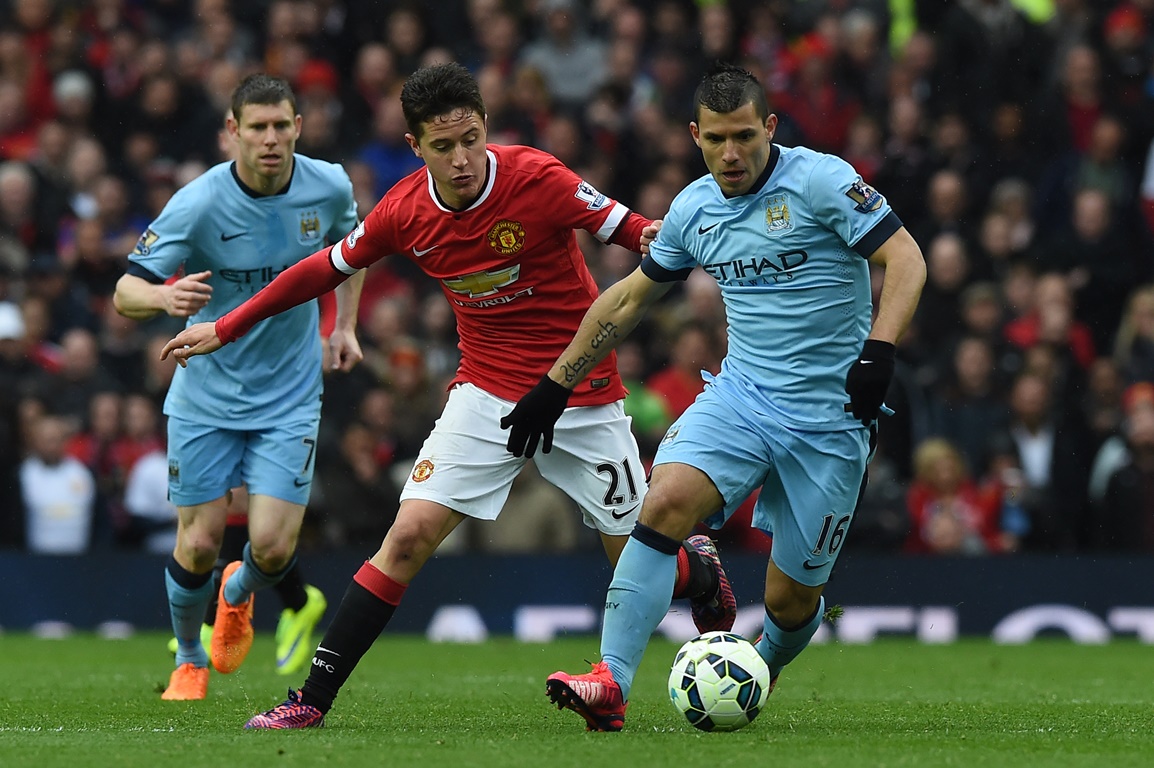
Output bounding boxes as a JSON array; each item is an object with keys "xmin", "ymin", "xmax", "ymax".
[
  {"xmin": 219, "ymin": 522, "xmax": 247, "ymax": 562},
  {"xmin": 274, "ymin": 562, "xmax": 308, "ymax": 612},
  {"xmin": 300, "ymin": 564, "xmax": 405, "ymax": 713},
  {"xmin": 679, "ymin": 541, "xmax": 719, "ymax": 602}
]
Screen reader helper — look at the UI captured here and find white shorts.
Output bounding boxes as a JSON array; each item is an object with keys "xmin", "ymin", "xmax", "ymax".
[{"xmin": 400, "ymin": 383, "xmax": 645, "ymax": 535}]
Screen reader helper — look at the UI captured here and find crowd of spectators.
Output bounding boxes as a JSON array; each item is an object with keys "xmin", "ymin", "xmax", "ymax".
[{"xmin": 2, "ymin": 0, "xmax": 1154, "ymax": 557}]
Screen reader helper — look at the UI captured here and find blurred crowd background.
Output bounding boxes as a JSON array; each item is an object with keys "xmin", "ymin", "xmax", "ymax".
[{"xmin": 3, "ymin": 0, "xmax": 1154, "ymax": 559}]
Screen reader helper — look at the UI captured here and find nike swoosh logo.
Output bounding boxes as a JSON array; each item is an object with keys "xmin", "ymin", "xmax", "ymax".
[
  {"xmin": 277, "ymin": 635, "xmax": 304, "ymax": 667},
  {"xmin": 611, "ymin": 504, "xmax": 640, "ymax": 520},
  {"xmin": 697, "ymin": 223, "xmax": 719, "ymax": 235},
  {"xmin": 859, "ymin": 360, "xmax": 874, "ymax": 365},
  {"xmin": 413, "ymin": 245, "xmax": 438, "ymax": 257},
  {"xmin": 316, "ymin": 646, "xmax": 341, "ymax": 657},
  {"xmin": 220, "ymin": 232, "xmax": 246, "ymax": 241},
  {"xmin": 802, "ymin": 560, "xmax": 826, "ymax": 570},
  {"xmin": 293, "ymin": 478, "xmax": 310, "ymax": 488}
]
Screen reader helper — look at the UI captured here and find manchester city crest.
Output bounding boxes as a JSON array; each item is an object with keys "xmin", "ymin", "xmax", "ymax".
[
  {"xmin": 765, "ymin": 194, "xmax": 792, "ymax": 234},
  {"xmin": 298, "ymin": 210, "xmax": 322, "ymax": 244}
]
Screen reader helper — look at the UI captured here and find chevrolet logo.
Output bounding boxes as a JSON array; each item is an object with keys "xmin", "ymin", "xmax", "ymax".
[{"xmin": 442, "ymin": 265, "xmax": 520, "ymax": 298}]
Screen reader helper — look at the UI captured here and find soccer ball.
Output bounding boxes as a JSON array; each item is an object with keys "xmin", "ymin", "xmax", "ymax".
[{"xmin": 668, "ymin": 631, "xmax": 771, "ymax": 732}]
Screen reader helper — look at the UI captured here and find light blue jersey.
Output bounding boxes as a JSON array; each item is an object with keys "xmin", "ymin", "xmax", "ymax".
[
  {"xmin": 128, "ymin": 156, "xmax": 357, "ymax": 430},
  {"xmin": 646, "ymin": 144, "xmax": 901, "ymax": 432}
]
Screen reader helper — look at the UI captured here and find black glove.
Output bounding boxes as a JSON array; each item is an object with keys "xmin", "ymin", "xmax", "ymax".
[
  {"xmin": 844, "ymin": 339, "xmax": 895, "ymax": 425},
  {"xmin": 500, "ymin": 375, "xmax": 573, "ymax": 457}
]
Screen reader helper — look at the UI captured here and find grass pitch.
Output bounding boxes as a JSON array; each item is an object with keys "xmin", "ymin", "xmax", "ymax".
[{"xmin": 0, "ymin": 633, "xmax": 1150, "ymax": 767}]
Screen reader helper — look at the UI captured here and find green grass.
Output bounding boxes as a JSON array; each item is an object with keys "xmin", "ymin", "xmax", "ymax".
[{"xmin": 0, "ymin": 633, "xmax": 1151, "ymax": 767}]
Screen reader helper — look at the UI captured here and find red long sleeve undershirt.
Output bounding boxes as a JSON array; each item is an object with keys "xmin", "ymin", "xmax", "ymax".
[
  {"xmin": 215, "ymin": 246, "xmax": 347, "ymax": 343},
  {"xmin": 610, "ymin": 210, "xmax": 650, "ymax": 253},
  {"xmin": 215, "ymin": 210, "xmax": 649, "ymax": 345}
]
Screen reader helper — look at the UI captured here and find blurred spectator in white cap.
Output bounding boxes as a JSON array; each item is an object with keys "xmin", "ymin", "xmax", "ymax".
[{"xmin": 52, "ymin": 70, "xmax": 96, "ymax": 135}]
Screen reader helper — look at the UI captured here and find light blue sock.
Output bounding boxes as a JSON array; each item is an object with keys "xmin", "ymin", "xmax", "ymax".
[
  {"xmin": 223, "ymin": 542, "xmax": 294, "ymax": 606},
  {"xmin": 756, "ymin": 595, "xmax": 825, "ymax": 679},
  {"xmin": 165, "ymin": 563, "xmax": 213, "ymax": 668},
  {"xmin": 600, "ymin": 531, "xmax": 679, "ymax": 701}
]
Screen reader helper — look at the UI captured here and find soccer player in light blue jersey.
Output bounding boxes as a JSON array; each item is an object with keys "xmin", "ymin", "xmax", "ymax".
[
  {"xmin": 502, "ymin": 63, "xmax": 926, "ymax": 731},
  {"xmin": 113, "ymin": 74, "xmax": 365, "ymax": 701}
]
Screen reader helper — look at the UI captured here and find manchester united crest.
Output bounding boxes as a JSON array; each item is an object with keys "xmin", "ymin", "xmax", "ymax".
[
  {"xmin": 487, "ymin": 220, "xmax": 526, "ymax": 255},
  {"xmin": 411, "ymin": 459, "xmax": 435, "ymax": 483}
]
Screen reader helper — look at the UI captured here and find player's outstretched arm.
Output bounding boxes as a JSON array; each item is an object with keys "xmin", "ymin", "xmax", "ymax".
[
  {"xmin": 160, "ymin": 322, "xmax": 221, "ymax": 367},
  {"xmin": 501, "ymin": 265, "xmax": 673, "ymax": 457},
  {"xmin": 113, "ymin": 271, "xmax": 213, "ymax": 321},
  {"xmin": 215, "ymin": 247, "xmax": 352, "ymax": 343}
]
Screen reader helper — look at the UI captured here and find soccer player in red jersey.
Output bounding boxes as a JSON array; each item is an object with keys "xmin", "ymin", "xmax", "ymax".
[{"xmin": 161, "ymin": 62, "xmax": 734, "ymax": 729}]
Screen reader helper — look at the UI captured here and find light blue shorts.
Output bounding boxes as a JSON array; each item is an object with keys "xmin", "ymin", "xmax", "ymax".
[
  {"xmin": 166, "ymin": 415, "xmax": 320, "ymax": 507},
  {"xmin": 653, "ymin": 384, "xmax": 870, "ymax": 587}
]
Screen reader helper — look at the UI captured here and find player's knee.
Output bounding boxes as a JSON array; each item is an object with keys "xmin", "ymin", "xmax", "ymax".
[
  {"xmin": 175, "ymin": 530, "xmax": 222, "ymax": 572},
  {"xmin": 640, "ymin": 465, "xmax": 720, "ymax": 538},
  {"xmin": 637, "ymin": 496, "xmax": 700, "ymax": 540},
  {"xmin": 380, "ymin": 519, "xmax": 438, "ymax": 567},
  {"xmin": 248, "ymin": 536, "xmax": 296, "ymax": 573}
]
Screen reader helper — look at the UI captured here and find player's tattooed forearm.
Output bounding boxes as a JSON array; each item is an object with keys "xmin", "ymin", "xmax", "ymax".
[
  {"xmin": 560, "ymin": 353, "xmax": 597, "ymax": 384},
  {"xmin": 590, "ymin": 319, "xmax": 620, "ymax": 350}
]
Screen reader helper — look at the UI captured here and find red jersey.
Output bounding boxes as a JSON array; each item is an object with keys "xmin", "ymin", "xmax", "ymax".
[{"xmin": 332, "ymin": 144, "xmax": 649, "ymax": 405}]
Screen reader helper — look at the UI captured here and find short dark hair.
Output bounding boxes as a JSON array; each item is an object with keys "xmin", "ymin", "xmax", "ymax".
[
  {"xmin": 693, "ymin": 63, "xmax": 768, "ymax": 123},
  {"xmin": 231, "ymin": 74, "xmax": 297, "ymax": 121},
  {"xmin": 400, "ymin": 62, "xmax": 486, "ymax": 139}
]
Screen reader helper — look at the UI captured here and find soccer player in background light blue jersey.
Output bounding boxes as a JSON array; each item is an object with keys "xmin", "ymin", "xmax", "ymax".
[
  {"xmin": 502, "ymin": 63, "xmax": 926, "ymax": 731},
  {"xmin": 113, "ymin": 74, "xmax": 365, "ymax": 701}
]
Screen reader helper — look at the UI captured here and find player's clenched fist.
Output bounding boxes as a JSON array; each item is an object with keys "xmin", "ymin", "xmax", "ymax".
[
  {"xmin": 640, "ymin": 219, "xmax": 663, "ymax": 255},
  {"xmin": 844, "ymin": 339, "xmax": 895, "ymax": 425},
  {"xmin": 159, "ymin": 321, "xmax": 223, "ymax": 367},
  {"xmin": 163, "ymin": 270, "xmax": 213, "ymax": 317},
  {"xmin": 500, "ymin": 375, "xmax": 573, "ymax": 457}
]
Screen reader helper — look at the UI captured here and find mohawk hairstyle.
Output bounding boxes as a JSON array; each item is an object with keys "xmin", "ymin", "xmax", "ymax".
[
  {"xmin": 693, "ymin": 62, "xmax": 769, "ymax": 123},
  {"xmin": 400, "ymin": 62, "xmax": 487, "ymax": 139}
]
